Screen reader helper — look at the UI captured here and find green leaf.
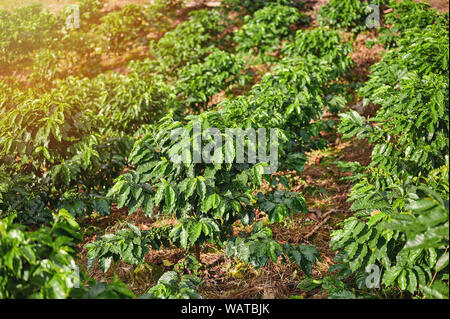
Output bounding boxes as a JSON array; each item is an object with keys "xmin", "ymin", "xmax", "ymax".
[
  {"xmin": 407, "ymin": 269, "xmax": 418, "ymax": 294},
  {"xmin": 118, "ymin": 184, "xmax": 131, "ymax": 208},
  {"xmin": 197, "ymin": 180, "xmax": 206, "ymax": 201},
  {"xmin": 190, "ymin": 222, "xmax": 203, "ymax": 244},
  {"xmin": 435, "ymin": 252, "xmax": 449, "ymax": 272},
  {"xmin": 382, "ymin": 266, "xmax": 403, "ymax": 286},
  {"xmin": 99, "ymin": 256, "xmax": 113, "ymax": 273},
  {"xmin": 180, "ymin": 227, "xmax": 188, "ymax": 249},
  {"xmin": 165, "ymin": 185, "xmax": 176, "ymax": 209},
  {"xmin": 154, "ymin": 184, "xmax": 166, "ymax": 206},
  {"xmin": 398, "ymin": 269, "xmax": 408, "ymax": 291},
  {"xmin": 185, "ymin": 178, "xmax": 197, "ymax": 200},
  {"xmin": 421, "ymin": 281, "xmax": 449, "ymax": 299}
]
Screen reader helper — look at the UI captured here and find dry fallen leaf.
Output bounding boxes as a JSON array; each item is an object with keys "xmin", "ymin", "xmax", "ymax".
[
  {"xmin": 371, "ymin": 210, "xmax": 382, "ymax": 216},
  {"xmin": 163, "ymin": 259, "xmax": 174, "ymax": 267}
]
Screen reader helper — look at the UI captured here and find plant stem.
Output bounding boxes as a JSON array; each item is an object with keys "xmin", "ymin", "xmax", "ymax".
[
  {"xmin": 429, "ymin": 246, "xmax": 449, "ymax": 287},
  {"xmin": 195, "ymin": 244, "xmax": 201, "ymax": 262}
]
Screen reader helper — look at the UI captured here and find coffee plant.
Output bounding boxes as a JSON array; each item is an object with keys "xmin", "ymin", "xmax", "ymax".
[
  {"xmin": 380, "ymin": 0, "xmax": 449, "ymax": 48},
  {"xmin": 97, "ymin": 4, "xmax": 150, "ymax": 52},
  {"xmin": 175, "ymin": 48, "xmax": 247, "ymax": 111},
  {"xmin": 149, "ymin": 9, "xmax": 227, "ymax": 73},
  {"xmin": 318, "ymin": 0, "xmax": 387, "ymax": 32},
  {"xmin": 234, "ymin": 4, "xmax": 310, "ymax": 58},
  {"xmin": 0, "ymin": 209, "xmax": 81, "ymax": 298},
  {"xmin": 324, "ymin": 1, "xmax": 449, "ymax": 299},
  {"xmin": 0, "ymin": 4, "xmax": 61, "ymax": 68},
  {"xmin": 86, "ymin": 224, "xmax": 172, "ymax": 273},
  {"xmin": 222, "ymin": 0, "xmax": 305, "ymax": 15},
  {"xmin": 140, "ymin": 271, "xmax": 202, "ymax": 299}
]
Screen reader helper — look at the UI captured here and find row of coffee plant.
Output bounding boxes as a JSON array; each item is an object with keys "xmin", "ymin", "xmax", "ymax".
[
  {"xmin": 92, "ymin": 6, "xmax": 355, "ymax": 297},
  {"xmin": 0, "ymin": 4, "xmax": 240, "ymax": 225},
  {"xmin": 0, "ymin": 0, "xmax": 236, "ymax": 298},
  {"xmin": 0, "ymin": 0, "xmax": 185, "ymax": 83},
  {"xmin": 313, "ymin": 0, "xmax": 449, "ymax": 299}
]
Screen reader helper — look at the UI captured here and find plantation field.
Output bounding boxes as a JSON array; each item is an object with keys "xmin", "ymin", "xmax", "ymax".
[
  {"xmin": 0, "ymin": 0, "xmax": 448, "ymax": 300},
  {"xmin": 0, "ymin": 0, "xmax": 219, "ymax": 11},
  {"xmin": 0, "ymin": 0, "xmax": 141, "ymax": 11}
]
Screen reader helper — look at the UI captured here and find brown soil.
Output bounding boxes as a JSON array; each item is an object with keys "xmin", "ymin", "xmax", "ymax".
[
  {"xmin": 417, "ymin": 0, "xmax": 449, "ymax": 12},
  {"xmin": 348, "ymin": 32, "xmax": 385, "ymax": 83}
]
